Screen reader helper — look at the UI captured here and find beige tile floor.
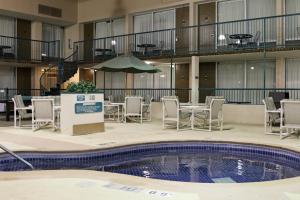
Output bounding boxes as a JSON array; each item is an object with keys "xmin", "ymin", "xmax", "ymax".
[{"xmin": 0, "ymin": 121, "xmax": 300, "ymax": 200}]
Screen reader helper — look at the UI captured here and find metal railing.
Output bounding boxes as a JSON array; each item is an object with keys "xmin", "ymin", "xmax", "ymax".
[
  {"xmin": 100, "ymin": 88, "xmax": 191, "ymax": 102},
  {"xmin": 0, "ymin": 35, "xmax": 60, "ymax": 62},
  {"xmin": 0, "ymin": 144, "xmax": 34, "ymax": 170},
  {"xmin": 199, "ymin": 88, "xmax": 300, "ymax": 105},
  {"xmin": 0, "ymin": 88, "xmax": 43, "ymax": 100},
  {"xmin": 74, "ymin": 13, "xmax": 300, "ymax": 62}
]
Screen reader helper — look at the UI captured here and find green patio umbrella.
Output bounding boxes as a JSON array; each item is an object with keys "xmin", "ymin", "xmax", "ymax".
[{"xmin": 91, "ymin": 55, "xmax": 161, "ymax": 73}]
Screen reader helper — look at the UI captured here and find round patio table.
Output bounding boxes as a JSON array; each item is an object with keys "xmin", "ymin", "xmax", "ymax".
[{"xmin": 229, "ymin": 34, "xmax": 253, "ymax": 45}]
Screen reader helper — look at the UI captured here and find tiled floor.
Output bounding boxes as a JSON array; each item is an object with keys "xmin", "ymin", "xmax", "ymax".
[{"xmin": 0, "ymin": 121, "xmax": 300, "ymax": 200}]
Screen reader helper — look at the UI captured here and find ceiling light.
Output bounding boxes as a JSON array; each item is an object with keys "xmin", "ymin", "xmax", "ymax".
[
  {"xmin": 111, "ymin": 40, "xmax": 116, "ymax": 46},
  {"xmin": 145, "ymin": 61, "xmax": 153, "ymax": 65}
]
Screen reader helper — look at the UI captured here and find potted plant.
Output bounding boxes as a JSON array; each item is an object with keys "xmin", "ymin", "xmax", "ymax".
[{"xmin": 61, "ymin": 81, "xmax": 105, "ymax": 136}]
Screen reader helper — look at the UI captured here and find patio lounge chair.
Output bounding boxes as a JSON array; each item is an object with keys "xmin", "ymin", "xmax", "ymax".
[
  {"xmin": 162, "ymin": 97, "xmax": 192, "ymax": 131},
  {"xmin": 280, "ymin": 100, "xmax": 300, "ymax": 139},
  {"xmin": 124, "ymin": 96, "xmax": 143, "ymax": 124},
  {"xmin": 31, "ymin": 99, "xmax": 56, "ymax": 131},
  {"xmin": 142, "ymin": 95, "xmax": 153, "ymax": 121},
  {"xmin": 193, "ymin": 98, "xmax": 225, "ymax": 132},
  {"xmin": 12, "ymin": 95, "xmax": 32, "ymax": 128},
  {"xmin": 263, "ymin": 97, "xmax": 281, "ymax": 134}
]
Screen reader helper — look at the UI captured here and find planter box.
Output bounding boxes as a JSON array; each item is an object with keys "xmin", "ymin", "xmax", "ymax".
[{"xmin": 60, "ymin": 93, "xmax": 105, "ymax": 135}]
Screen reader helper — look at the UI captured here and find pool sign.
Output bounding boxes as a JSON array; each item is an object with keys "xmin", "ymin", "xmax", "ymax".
[{"xmin": 75, "ymin": 102, "xmax": 102, "ymax": 114}]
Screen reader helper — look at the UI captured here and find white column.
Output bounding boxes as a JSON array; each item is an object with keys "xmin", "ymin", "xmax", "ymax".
[
  {"xmin": 191, "ymin": 56, "xmax": 199, "ymax": 104},
  {"xmin": 189, "ymin": 2, "xmax": 198, "ymax": 52},
  {"xmin": 276, "ymin": 57, "xmax": 285, "ymax": 88}
]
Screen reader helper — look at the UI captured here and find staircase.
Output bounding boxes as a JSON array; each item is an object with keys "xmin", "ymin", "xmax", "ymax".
[{"xmin": 40, "ymin": 49, "xmax": 79, "ymax": 95}]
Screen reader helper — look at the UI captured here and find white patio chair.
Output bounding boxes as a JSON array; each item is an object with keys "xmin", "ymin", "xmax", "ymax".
[
  {"xmin": 262, "ymin": 97, "xmax": 281, "ymax": 134},
  {"xmin": 280, "ymin": 100, "xmax": 300, "ymax": 140},
  {"xmin": 31, "ymin": 99, "xmax": 56, "ymax": 131},
  {"xmin": 193, "ymin": 98, "xmax": 225, "ymax": 132},
  {"xmin": 12, "ymin": 95, "xmax": 32, "ymax": 128},
  {"xmin": 162, "ymin": 97, "xmax": 192, "ymax": 131},
  {"xmin": 124, "ymin": 96, "xmax": 143, "ymax": 124},
  {"xmin": 142, "ymin": 95, "xmax": 153, "ymax": 121}
]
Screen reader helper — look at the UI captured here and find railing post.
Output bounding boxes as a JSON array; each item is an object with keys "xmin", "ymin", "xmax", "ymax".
[
  {"xmin": 5, "ymin": 88, "xmax": 9, "ymax": 100},
  {"xmin": 263, "ymin": 18, "xmax": 266, "ymax": 52}
]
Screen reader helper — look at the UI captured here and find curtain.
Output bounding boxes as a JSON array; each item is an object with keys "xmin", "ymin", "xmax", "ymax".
[
  {"xmin": 0, "ymin": 66, "xmax": 15, "ymax": 88},
  {"xmin": 154, "ymin": 65, "xmax": 175, "ymax": 89},
  {"xmin": 95, "ymin": 18, "xmax": 125, "ymax": 54},
  {"xmin": 247, "ymin": 0, "xmax": 276, "ymax": 42},
  {"xmin": 104, "ymin": 72, "xmax": 126, "ymax": 89},
  {"xmin": 217, "ymin": 61, "xmax": 244, "ymax": 88},
  {"xmin": 286, "ymin": 58, "xmax": 300, "ymax": 88},
  {"xmin": 285, "ymin": 0, "xmax": 300, "ymax": 40},
  {"xmin": 153, "ymin": 9, "xmax": 175, "ymax": 50},
  {"xmin": 217, "ymin": 0, "xmax": 245, "ymax": 46},
  {"xmin": 95, "ymin": 21, "xmax": 111, "ymax": 54},
  {"xmin": 246, "ymin": 60, "xmax": 275, "ymax": 88},
  {"xmin": 0, "ymin": 15, "xmax": 15, "ymax": 54},
  {"xmin": 133, "ymin": 13, "xmax": 153, "ymax": 51},
  {"xmin": 134, "ymin": 73, "xmax": 153, "ymax": 88},
  {"xmin": 112, "ymin": 18, "xmax": 125, "ymax": 53},
  {"xmin": 42, "ymin": 23, "xmax": 64, "ymax": 57}
]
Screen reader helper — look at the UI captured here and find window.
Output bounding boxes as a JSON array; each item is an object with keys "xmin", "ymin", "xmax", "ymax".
[
  {"xmin": 133, "ymin": 64, "xmax": 175, "ymax": 89},
  {"xmin": 285, "ymin": 0, "xmax": 300, "ymax": 40},
  {"xmin": 217, "ymin": 60, "xmax": 275, "ymax": 103},
  {"xmin": 217, "ymin": 0, "xmax": 276, "ymax": 46},
  {"xmin": 133, "ymin": 9, "xmax": 175, "ymax": 51},
  {"xmin": 42, "ymin": 23, "xmax": 64, "ymax": 57},
  {"xmin": 286, "ymin": 58, "xmax": 300, "ymax": 88},
  {"xmin": 94, "ymin": 18, "xmax": 125, "ymax": 54},
  {"xmin": 0, "ymin": 15, "xmax": 15, "ymax": 55}
]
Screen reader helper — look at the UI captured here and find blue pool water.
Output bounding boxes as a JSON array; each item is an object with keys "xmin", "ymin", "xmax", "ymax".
[{"xmin": 1, "ymin": 142, "xmax": 300, "ymax": 183}]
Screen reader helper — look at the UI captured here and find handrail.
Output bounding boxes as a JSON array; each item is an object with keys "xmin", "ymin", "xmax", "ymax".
[
  {"xmin": 0, "ymin": 144, "xmax": 34, "ymax": 170},
  {"xmin": 74, "ymin": 12, "xmax": 300, "ymax": 43}
]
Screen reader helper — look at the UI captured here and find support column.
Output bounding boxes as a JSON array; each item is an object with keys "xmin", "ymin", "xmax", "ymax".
[
  {"xmin": 189, "ymin": 2, "xmax": 198, "ymax": 52},
  {"xmin": 191, "ymin": 56, "xmax": 200, "ymax": 104},
  {"xmin": 276, "ymin": 0, "xmax": 284, "ymax": 46},
  {"xmin": 31, "ymin": 21, "xmax": 43, "ymax": 89},
  {"xmin": 276, "ymin": 57, "xmax": 285, "ymax": 88}
]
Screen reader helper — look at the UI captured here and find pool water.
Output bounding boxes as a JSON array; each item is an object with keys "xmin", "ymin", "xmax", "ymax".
[{"xmin": 1, "ymin": 142, "xmax": 300, "ymax": 183}]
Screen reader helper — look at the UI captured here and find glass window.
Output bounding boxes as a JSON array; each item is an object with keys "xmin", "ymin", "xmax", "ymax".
[
  {"xmin": 286, "ymin": 58, "xmax": 300, "ymax": 88},
  {"xmin": 217, "ymin": 61, "xmax": 245, "ymax": 88},
  {"xmin": 285, "ymin": 0, "xmax": 300, "ymax": 40}
]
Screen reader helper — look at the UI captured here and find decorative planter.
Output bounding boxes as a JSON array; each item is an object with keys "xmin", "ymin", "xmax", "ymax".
[{"xmin": 60, "ymin": 93, "xmax": 104, "ymax": 136}]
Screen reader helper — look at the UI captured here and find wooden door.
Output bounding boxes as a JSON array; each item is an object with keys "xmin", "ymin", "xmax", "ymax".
[
  {"xmin": 199, "ymin": 62, "xmax": 216, "ymax": 103},
  {"xmin": 84, "ymin": 23, "xmax": 94, "ymax": 61},
  {"xmin": 17, "ymin": 67, "xmax": 32, "ymax": 96},
  {"xmin": 175, "ymin": 64, "xmax": 190, "ymax": 102},
  {"xmin": 175, "ymin": 7, "xmax": 189, "ymax": 54},
  {"xmin": 79, "ymin": 68, "xmax": 93, "ymax": 82},
  {"xmin": 198, "ymin": 3, "xmax": 216, "ymax": 51},
  {"xmin": 17, "ymin": 19, "xmax": 31, "ymax": 60}
]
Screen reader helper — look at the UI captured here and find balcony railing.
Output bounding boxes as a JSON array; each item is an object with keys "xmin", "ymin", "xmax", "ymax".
[
  {"xmin": 0, "ymin": 35, "xmax": 60, "ymax": 62},
  {"xmin": 1, "ymin": 87, "xmax": 300, "ymax": 105},
  {"xmin": 199, "ymin": 88, "xmax": 300, "ymax": 105},
  {"xmin": 74, "ymin": 13, "xmax": 300, "ymax": 62}
]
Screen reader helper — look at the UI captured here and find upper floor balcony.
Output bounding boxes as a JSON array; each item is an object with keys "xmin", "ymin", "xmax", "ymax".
[
  {"xmin": 0, "ymin": 35, "xmax": 61, "ymax": 63},
  {"xmin": 74, "ymin": 13, "xmax": 300, "ymax": 63}
]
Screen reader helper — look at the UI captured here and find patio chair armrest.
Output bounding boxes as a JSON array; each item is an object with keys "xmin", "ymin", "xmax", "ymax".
[
  {"xmin": 266, "ymin": 110, "xmax": 280, "ymax": 113},
  {"xmin": 16, "ymin": 106, "xmax": 32, "ymax": 110},
  {"xmin": 179, "ymin": 108, "xmax": 192, "ymax": 112}
]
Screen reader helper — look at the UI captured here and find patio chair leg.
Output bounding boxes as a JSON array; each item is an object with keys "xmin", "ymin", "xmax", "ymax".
[
  {"xmin": 14, "ymin": 110, "xmax": 17, "ymax": 128},
  {"xmin": 220, "ymin": 120, "xmax": 223, "ymax": 131},
  {"xmin": 177, "ymin": 122, "xmax": 179, "ymax": 131}
]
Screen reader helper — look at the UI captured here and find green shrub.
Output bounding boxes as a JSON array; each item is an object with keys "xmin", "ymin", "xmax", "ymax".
[{"xmin": 65, "ymin": 81, "xmax": 98, "ymax": 93}]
